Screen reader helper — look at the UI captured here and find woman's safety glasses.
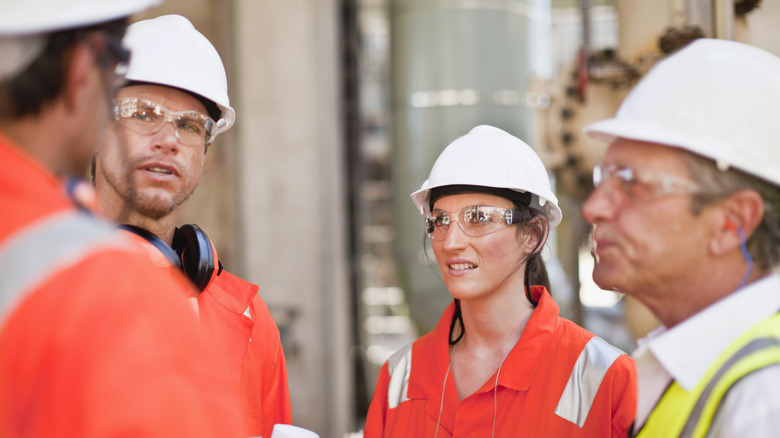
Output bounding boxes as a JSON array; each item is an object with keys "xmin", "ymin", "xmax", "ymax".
[
  {"xmin": 113, "ymin": 97, "xmax": 217, "ymax": 147},
  {"xmin": 425, "ymin": 206, "xmax": 525, "ymax": 240},
  {"xmin": 593, "ymin": 162, "xmax": 702, "ymax": 199}
]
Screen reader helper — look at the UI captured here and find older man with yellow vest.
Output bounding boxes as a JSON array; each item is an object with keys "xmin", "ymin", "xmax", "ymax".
[{"xmin": 582, "ymin": 38, "xmax": 780, "ymax": 437}]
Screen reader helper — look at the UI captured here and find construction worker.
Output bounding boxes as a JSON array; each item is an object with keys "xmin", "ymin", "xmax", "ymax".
[
  {"xmin": 0, "ymin": 2, "xmax": 243, "ymax": 437},
  {"xmin": 92, "ymin": 15, "xmax": 292, "ymax": 437},
  {"xmin": 582, "ymin": 38, "xmax": 780, "ymax": 437},
  {"xmin": 365, "ymin": 125, "xmax": 637, "ymax": 437}
]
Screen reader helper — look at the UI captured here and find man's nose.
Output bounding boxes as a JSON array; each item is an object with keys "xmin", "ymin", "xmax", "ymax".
[
  {"xmin": 582, "ymin": 184, "xmax": 618, "ymax": 225},
  {"xmin": 152, "ymin": 120, "xmax": 180, "ymax": 152}
]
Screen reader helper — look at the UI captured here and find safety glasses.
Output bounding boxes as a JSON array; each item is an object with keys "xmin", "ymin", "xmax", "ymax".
[
  {"xmin": 593, "ymin": 162, "xmax": 702, "ymax": 199},
  {"xmin": 425, "ymin": 206, "xmax": 525, "ymax": 240},
  {"xmin": 113, "ymin": 97, "xmax": 217, "ymax": 147}
]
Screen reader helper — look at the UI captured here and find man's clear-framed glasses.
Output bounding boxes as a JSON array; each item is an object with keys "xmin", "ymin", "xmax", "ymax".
[
  {"xmin": 113, "ymin": 97, "xmax": 217, "ymax": 147},
  {"xmin": 593, "ymin": 162, "xmax": 702, "ymax": 199},
  {"xmin": 425, "ymin": 206, "xmax": 525, "ymax": 240}
]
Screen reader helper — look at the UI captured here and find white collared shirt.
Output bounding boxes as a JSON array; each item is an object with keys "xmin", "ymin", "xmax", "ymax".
[{"xmin": 632, "ymin": 274, "xmax": 780, "ymax": 436}]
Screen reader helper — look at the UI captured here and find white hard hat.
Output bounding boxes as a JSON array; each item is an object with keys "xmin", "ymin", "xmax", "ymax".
[
  {"xmin": 410, "ymin": 125, "xmax": 562, "ymax": 229},
  {"xmin": 585, "ymin": 38, "xmax": 780, "ymax": 187},
  {"xmin": 122, "ymin": 15, "xmax": 235, "ymax": 134},
  {"xmin": 0, "ymin": 0, "xmax": 160, "ymax": 35},
  {"xmin": 0, "ymin": 0, "xmax": 160, "ymax": 82}
]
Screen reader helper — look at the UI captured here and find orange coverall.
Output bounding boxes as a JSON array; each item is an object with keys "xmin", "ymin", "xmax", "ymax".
[
  {"xmin": 365, "ymin": 286, "xmax": 637, "ymax": 437},
  {"xmin": 0, "ymin": 133, "xmax": 242, "ymax": 437},
  {"xmin": 198, "ymin": 270, "xmax": 293, "ymax": 436}
]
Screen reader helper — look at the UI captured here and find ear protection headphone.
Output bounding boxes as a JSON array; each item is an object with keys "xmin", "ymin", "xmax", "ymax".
[{"xmin": 118, "ymin": 224, "xmax": 222, "ymax": 292}]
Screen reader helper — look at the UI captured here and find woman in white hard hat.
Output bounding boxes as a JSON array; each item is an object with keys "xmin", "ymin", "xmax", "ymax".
[{"xmin": 364, "ymin": 125, "xmax": 636, "ymax": 437}]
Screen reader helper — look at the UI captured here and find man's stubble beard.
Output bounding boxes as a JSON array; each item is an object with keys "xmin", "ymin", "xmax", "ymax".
[{"xmin": 122, "ymin": 173, "xmax": 194, "ymax": 220}]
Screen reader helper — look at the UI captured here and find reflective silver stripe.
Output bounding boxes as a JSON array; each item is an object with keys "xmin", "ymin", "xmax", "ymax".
[
  {"xmin": 681, "ymin": 337, "xmax": 780, "ymax": 438},
  {"xmin": 243, "ymin": 305, "xmax": 251, "ymax": 341},
  {"xmin": 386, "ymin": 342, "xmax": 413, "ymax": 409},
  {"xmin": 0, "ymin": 210, "xmax": 123, "ymax": 327},
  {"xmin": 555, "ymin": 336, "xmax": 625, "ymax": 427}
]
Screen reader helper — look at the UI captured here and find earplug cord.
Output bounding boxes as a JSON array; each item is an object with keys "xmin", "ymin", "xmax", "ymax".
[{"xmin": 736, "ymin": 226, "xmax": 754, "ymax": 291}]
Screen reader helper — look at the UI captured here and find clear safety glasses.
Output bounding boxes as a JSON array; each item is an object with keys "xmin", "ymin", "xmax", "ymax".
[
  {"xmin": 593, "ymin": 162, "xmax": 702, "ymax": 199},
  {"xmin": 113, "ymin": 97, "xmax": 217, "ymax": 147},
  {"xmin": 425, "ymin": 206, "xmax": 525, "ymax": 240}
]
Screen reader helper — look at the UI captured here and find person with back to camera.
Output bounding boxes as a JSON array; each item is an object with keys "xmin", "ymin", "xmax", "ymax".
[
  {"xmin": 91, "ymin": 15, "xmax": 292, "ymax": 437},
  {"xmin": 582, "ymin": 38, "xmax": 780, "ymax": 437},
  {"xmin": 0, "ymin": 2, "xmax": 243, "ymax": 437},
  {"xmin": 364, "ymin": 125, "xmax": 637, "ymax": 437}
]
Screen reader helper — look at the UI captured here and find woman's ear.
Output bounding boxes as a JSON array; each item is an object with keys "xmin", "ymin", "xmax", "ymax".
[{"xmin": 523, "ymin": 215, "xmax": 549, "ymax": 255}]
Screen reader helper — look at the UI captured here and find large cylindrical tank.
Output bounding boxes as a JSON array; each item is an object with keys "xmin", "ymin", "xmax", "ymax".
[{"xmin": 391, "ymin": 0, "xmax": 552, "ymax": 332}]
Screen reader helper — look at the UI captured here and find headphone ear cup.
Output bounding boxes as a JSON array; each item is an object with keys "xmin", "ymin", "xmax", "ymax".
[
  {"xmin": 172, "ymin": 224, "xmax": 217, "ymax": 292},
  {"xmin": 118, "ymin": 224, "xmax": 183, "ymax": 269}
]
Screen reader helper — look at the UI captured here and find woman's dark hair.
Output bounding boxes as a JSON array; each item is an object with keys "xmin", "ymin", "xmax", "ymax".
[
  {"xmin": 428, "ymin": 185, "xmax": 551, "ymax": 345},
  {"xmin": 0, "ymin": 18, "xmax": 128, "ymax": 119}
]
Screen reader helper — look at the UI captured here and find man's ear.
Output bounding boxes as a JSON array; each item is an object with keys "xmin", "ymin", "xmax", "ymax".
[
  {"xmin": 708, "ymin": 189, "xmax": 765, "ymax": 256},
  {"xmin": 62, "ymin": 40, "xmax": 96, "ymax": 113}
]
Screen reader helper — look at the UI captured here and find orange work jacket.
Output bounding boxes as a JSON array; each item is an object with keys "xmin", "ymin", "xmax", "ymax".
[
  {"xmin": 0, "ymin": 133, "xmax": 242, "ymax": 438},
  {"xmin": 198, "ymin": 270, "xmax": 293, "ymax": 436},
  {"xmin": 365, "ymin": 286, "xmax": 637, "ymax": 437}
]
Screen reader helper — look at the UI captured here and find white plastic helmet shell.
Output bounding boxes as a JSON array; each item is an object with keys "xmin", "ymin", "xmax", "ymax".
[
  {"xmin": 0, "ymin": 0, "xmax": 160, "ymax": 82},
  {"xmin": 410, "ymin": 125, "xmax": 562, "ymax": 229},
  {"xmin": 122, "ymin": 15, "xmax": 236, "ymax": 134},
  {"xmin": 0, "ymin": 0, "xmax": 160, "ymax": 35},
  {"xmin": 585, "ymin": 38, "xmax": 780, "ymax": 187}
]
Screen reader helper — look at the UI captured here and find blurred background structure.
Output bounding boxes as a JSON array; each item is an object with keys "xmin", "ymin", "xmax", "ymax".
[{"xmin": 131, "ymin": 1, "xmax": 779, "ymax": 436}]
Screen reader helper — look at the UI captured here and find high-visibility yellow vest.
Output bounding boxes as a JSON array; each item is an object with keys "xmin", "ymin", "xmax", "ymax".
[{"xmin": 634, "ymin": 313, "xmax": 780, "ymax": 438}]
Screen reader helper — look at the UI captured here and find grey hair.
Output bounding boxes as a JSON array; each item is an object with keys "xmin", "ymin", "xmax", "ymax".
[{"xmin": 682, "ymin": 151, "xmax": 780, "ymax": 270}]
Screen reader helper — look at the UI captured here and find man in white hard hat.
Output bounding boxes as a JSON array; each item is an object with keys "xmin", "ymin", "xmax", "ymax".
[
  {"xmin": 92, "ymin": 15, "xmax": 292, "ymax": 437},
  {"xmin": 582, "ymin": 38, "xmax": 780, "ymax": 437},
  {"xmin": 0, "ymin": 2, "xmax": 243, "ymax": 437}
]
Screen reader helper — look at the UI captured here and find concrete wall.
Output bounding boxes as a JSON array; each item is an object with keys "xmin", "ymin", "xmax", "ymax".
[{"xmin": 233, "ymin": 1, "xmax": 352, "ymax": 436}]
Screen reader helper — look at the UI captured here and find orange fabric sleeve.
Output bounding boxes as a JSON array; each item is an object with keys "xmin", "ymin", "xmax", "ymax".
[
  {"xmin": 0, "ymin": 249, "xmax": 243, "ymax": 438},
  {"xmin": 606, "ymin": 353, "xmax": 639, "ymax": 437},
  {"xmin": 364, "ymin": 362, "xmax": 391, "ymax": 438},
  {"xmin": 250, "ymin": 294, "xmax": 293, "ymax": 435}
]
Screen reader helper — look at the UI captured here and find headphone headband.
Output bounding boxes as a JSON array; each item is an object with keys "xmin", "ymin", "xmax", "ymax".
[{"xmin": 119, "ymin": 223, "xmax": 220, "ymax": 292}]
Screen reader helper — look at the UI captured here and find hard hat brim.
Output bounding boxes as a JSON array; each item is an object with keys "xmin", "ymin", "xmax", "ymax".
[
  {"xmin": 585, "ymin": 117, "xmax": 695, "ymax": 152},
  {"xmin": 584, "ymin": 39, "xmax": 780, "ymax": 188},
  {"xmin": 0, "ymin": 0, "xmax": 162, "ymax": 36}
]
